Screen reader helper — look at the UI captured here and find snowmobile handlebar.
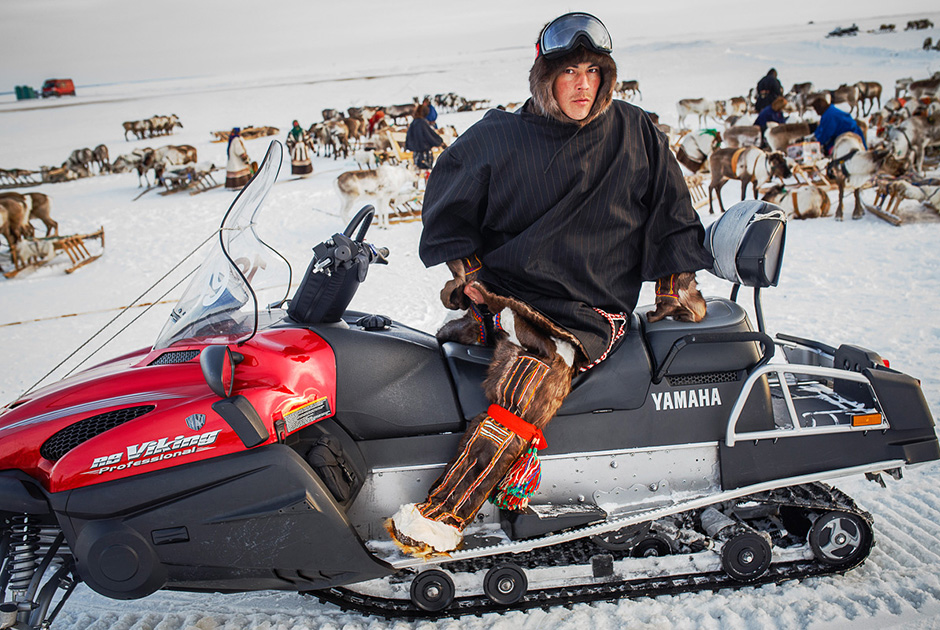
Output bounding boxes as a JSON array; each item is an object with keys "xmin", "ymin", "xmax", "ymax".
[{"xmin": 652, "ymin": 331, "xmax": 775, "ymax": 384}]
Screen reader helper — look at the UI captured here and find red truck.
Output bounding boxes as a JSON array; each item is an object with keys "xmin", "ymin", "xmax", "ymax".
[{"xmin": 41, "ymin": 78, "xmax": 76, "ymax": 97}]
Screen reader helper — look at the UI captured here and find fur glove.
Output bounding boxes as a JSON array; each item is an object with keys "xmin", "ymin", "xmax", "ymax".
[
  {"xmin": 440, "ymin": 255, "xmax": 482, "ymax": 310},
  {"xmin": 646, "ymin": 272, "xmax": 707, "ymax": 323}
]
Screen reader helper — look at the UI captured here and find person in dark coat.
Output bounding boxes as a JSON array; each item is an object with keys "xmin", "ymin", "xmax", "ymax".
[
  {"xmin": 811, "ymin": 97, "xmax": 867, "ymax": 154},
  {"xmin": 755, "ymin": 68, "xmax": 784, "ymax": 113},
  {"xmin": 405, "ymin": 103, "xmax": 444, "ymax": 172},
  {"xmin": 388, "ymin": 12, "xmax": 713, "ymax": 556},
  {"xmin": 755, "ymin": 97, "xmax": 789, "ymax": 133}
]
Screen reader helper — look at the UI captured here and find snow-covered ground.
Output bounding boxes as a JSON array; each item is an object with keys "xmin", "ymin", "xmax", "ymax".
[{"xmin": 3, "ymin": 2, "xmax": 940, "ymax": 628}]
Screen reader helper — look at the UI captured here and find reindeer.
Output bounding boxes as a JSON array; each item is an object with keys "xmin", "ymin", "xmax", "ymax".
[
  {"xmin": 786, "ymin": 83, "xmax": 815, "ymax": 115},
  {"xmin": 895, "ymin": 77, "xmax": 914, "ymax": 99},
  {"xmin": 764, "ymin": 122, "xmax": 812, "ymax": 152},
  {"xmin": 825, "ymin": 133, "xmax": 889, "ymax": 220},
  {"xmin": 886, "ymin": 116, "xmax": 940, "ymax": 174},
  {"xmin": 92, "ymin": 144, "xmax": 110, "ymax": 173},
  {"xmin": 855, "ymin": 81, "xmax": 882, "ymax": 115},
  {"xmin": 40, "ymin": 165, "xmax": 79, "ymax": 184},
  {"xmin": 674, "ymin": 129, "xmax": 722, "ymax": 173},
  {"xmin": 68, "ymin": 148, "xmax": 94, "ymax": 173},
  {"xmin": 343, "ymin": 116, "xmax": 364, "ymax": 150},
  {"xmin": 0, "ymin": 198, "xmax": 26, "ymax": 270},
  {"xmin": 152, "ymin": 145, "xmax": 198, "ymax": 185},
  {"xmin": 614, "ymin": 80, "xmax": 642, "ymax": 101},
  {"xmin": 335, "ymin": 163, "xmax": 418, "ymax": 227},
  {"xmin": 385, "ymin": 103, "xmax": 416, "ymax": 125},
  {"xmin": 707, "ymin": 147, "xmax": 792, "ymax": 213},
  {"xmin": 134, "ymin": 148, "xmax": 156, "ymax": 187},
  {"xmin": 325, "ymin": 120, "xmax": 350, "ymax": 160},
  {"xmin": 829, "ymin": 85, "xmax": 860, "ymax": 116},
  {"xmin": 0, "ymin": 192, "xmax": 57, "ymax": 237},
  {"xmin": 726, "ymin": 97, "xmax": 748, "ymax": 118},
  {"xmin": 909, "ymin": 77, "xmax": 940, "ymax": 101},
  {"xmin": 676, "ymin": 98, "xmax": 725, "ymax": 129},
  {"xmin": 723, "ymin": 125, "xmax": 761, "ymax": 148},
  {"xmin": 761, "ymin": 183, "xmax": 831, "ymax": 219}
]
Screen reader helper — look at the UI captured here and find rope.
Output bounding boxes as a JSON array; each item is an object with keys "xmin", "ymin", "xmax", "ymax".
[{"xmin": 18, "ymin": 230, "xmax": 221, "ymax": 398}]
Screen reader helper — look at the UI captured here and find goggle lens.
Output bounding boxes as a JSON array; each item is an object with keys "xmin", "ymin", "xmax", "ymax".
[{"xmin": 539, "ymin": 13, "xmax": 612, "ymax": 58}]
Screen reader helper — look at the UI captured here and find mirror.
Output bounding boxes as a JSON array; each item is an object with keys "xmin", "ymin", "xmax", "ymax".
[{"xmin": 200, "ymin": 345, "xmax": 242, "ymax": 398}]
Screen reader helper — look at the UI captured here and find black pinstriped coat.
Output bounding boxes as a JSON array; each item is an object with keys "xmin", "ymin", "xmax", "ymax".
[{"xmin": 419, "ymin": 99, "xmax": 713, "ymax": 363}]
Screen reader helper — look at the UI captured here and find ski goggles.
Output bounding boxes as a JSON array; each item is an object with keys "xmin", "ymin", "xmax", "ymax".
[{"xmin": 537, "ymin": 12, "xmax": 613, "ymax": 59}]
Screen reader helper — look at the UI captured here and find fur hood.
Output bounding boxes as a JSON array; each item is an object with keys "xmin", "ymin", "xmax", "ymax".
[{"xmin": 528, "ymin": 47, "xmax": 617, "ymax": 127}]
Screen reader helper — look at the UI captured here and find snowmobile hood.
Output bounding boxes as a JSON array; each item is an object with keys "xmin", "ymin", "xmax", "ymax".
[{"xmin": 0, "ymin": 324, "xmax": 338, "ymax": 493}]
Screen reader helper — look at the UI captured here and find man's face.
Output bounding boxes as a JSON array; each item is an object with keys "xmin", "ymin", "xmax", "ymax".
[{"xmin": 552, "ymin": 61, "xmax": 601, "ymax": 121}]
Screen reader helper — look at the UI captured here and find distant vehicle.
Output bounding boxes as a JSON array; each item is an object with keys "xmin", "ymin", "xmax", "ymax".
[
  {"xmin": 826, "ymin": 24, "xmax": 859, "ymax": 38},
  {"xmin": 41, "ymin": 78, "xmax": 75, "ymax": 98}
]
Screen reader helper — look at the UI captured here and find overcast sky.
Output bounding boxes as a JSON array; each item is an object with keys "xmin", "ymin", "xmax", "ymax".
[{"xmin": 1, "ymin": 0, "xmax": 938, "ymax": 88}]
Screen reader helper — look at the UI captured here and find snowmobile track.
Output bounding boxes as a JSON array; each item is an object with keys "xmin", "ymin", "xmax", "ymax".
[{"xmin": 311, "ymin": 483, "xmax": 874, "ymax": 619}]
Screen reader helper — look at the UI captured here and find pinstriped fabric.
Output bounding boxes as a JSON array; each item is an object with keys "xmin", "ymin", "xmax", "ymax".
[{"xmin": 420, "ymin": 99, "xmax": 713, "ymax": 363}]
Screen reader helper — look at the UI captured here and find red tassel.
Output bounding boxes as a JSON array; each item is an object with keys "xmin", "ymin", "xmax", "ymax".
[{"xmin": 490, "ymin": 446, "xmax": 541, "ymax": 511}]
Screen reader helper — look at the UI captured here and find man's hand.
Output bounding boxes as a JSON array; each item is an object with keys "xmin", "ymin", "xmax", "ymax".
[
  {"xmin": 440, "ymin": 256, "xmax": 481, "ymax": 310},
  {"xmin": 646, "ymin": 272, "xmax": 707, "ymax": 323}
]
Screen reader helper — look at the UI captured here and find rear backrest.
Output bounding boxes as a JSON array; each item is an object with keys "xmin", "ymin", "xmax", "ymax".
[{"xmin": 705, "ymin": 200, "xmax": 786, "ymax": 288}]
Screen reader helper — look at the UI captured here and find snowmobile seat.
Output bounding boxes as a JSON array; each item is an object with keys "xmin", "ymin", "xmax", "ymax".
[
  {"xmin": 441, "ymin": 312, "xmax": 653, "ymax": 420},
  {"xmin": 639, "ymin": 297, "xmax": 767, "ymax": 378}
]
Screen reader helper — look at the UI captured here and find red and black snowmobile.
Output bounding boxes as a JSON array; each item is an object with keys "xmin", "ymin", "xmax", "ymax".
[{"xmin": 0, "ymin": 141, "xmax": 937, "ymax": 627}]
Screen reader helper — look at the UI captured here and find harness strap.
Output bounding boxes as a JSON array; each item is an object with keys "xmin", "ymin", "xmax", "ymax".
[
  {"xmin": 488, "ymin": 405, "xmax": 547, "ymax": 450},
  {"xmin": 791, "ymin": 190, "xmax": 800, "ymax": 216},
  {"xmin": 730, "ymin": 147, "xmax": 748, "ymax": 175}
]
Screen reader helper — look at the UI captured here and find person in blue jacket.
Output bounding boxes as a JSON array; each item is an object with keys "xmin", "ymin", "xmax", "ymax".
[
  {"xmin": 755, "ymin": 97, "xmax": 788, "ymax": 133},
  {"xmin": 811, "ymin": 97, "xmax": 866, "ymax": 154}
]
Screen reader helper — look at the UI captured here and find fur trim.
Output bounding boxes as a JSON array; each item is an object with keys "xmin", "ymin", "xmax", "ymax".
[
  {"xmin": 388, "ymin": 503, "xmax": 462, "ymax": 553},
  {"xmin": 529, "ymin": 47, "xmax": 617, "ymax": 126}
]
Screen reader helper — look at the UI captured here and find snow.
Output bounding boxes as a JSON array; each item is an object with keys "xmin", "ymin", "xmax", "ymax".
[{"xmin": 3, "ymin": 1, "xmax": 940, "ymax": 628}]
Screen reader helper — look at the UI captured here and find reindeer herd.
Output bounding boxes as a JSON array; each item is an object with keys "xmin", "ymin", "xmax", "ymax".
[
  {"xmin": 122, "ymin": 114, "xmax": 183, "ymax": 141},
  {"xmin": 667, "ymin": 69, "xmax": 940, "ymax": 221}
]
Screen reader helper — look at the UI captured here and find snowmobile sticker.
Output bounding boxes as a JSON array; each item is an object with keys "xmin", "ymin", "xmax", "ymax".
[
  {"xmin": 282, "ymin": 396, "xmax": 332, "ymax": 433},
  {"xmin": 88, "ymin": 430, "xmax": 221, "ymax": 474},
  {"xmin": 651, "ymin": 388, "xmax": 722, "ymax": 411}
]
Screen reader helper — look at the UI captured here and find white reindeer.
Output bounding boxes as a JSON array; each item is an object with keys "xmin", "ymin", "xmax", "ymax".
[{"xmin": 335, "ymin": 163, "xmax": 418, "ymax": 227}]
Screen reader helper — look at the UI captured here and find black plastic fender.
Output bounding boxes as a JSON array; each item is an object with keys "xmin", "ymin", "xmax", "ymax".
[{"xmin": 55, "ymin": 444, "xmax": 393, "ymax": 596}]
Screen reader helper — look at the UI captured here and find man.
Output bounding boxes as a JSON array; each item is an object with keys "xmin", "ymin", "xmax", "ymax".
[
  {"xmin": 755, "ymin": 68, "xmax": 784, "ymax": 113},
  {"xmin": 755, "ymin": 97, "xmax": 788, "ymax": 133},
  {"xmin": 405, "ymin": 103, "xmax": 444, "ymax": 172},
  {"xmin": 811, "ymin": 97, "xmax": 866, "ymax": 154},
  {"xmin": 387, "ymin": 12, "xmax": 713, "ymax": 556}
]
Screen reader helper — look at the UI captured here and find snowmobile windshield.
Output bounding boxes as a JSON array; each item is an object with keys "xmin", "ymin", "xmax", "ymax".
[{"xmin": 153, "ymin": 141, "xmax": 290, "ymax": 350}]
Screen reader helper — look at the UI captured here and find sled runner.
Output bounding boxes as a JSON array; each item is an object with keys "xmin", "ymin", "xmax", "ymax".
[{"xmin": 0, "ymin": 142, "xmax": 935, "ymax": 627}]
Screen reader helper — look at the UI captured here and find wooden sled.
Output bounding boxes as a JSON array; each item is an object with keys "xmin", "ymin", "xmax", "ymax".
[
  {"xmin": 381, "ymin": 129, "xmax": 444, "ymax": 166},
  {"xmin": 0, "ymin": 169, "xmax": 41, "ymax": 190},
  {"xmin": 385, "ymin": 190, "xmax": 425, "ymax": 224},
  {"xmin": 3, "ymin": 227, "xmax": 105, "ymax": 278},
  {"xmin": 684, "ymin": 174, "xmax": 709, "ymax": 210},
  {"xmin": 862, "ymin": 198, "xmax": 903, "ymax": 226},
  {"xmin": 791, "ymin": 163, "xmax": 833, "ymax": 189},
  {"xmin": 159, "ymin": 163, "xmax": 221, "ymax": 196},
  {"xmin": 210, "ymin": 127, "xmax": 280, "ymax": 143}
]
